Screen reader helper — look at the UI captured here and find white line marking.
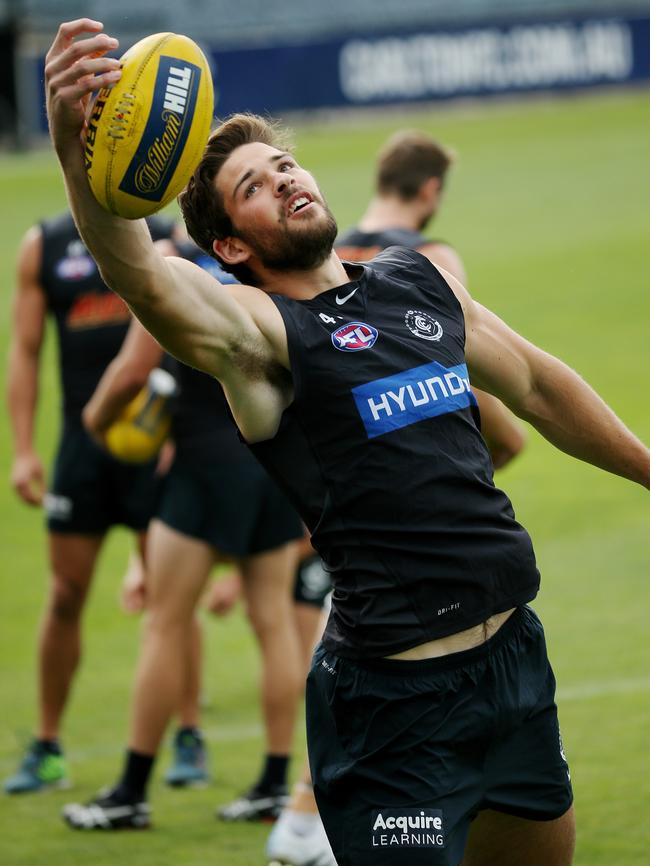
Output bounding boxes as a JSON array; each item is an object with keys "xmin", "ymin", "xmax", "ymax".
[
  {"xmin": 0, "ymin": 723, "xmax": 263, "ymax": 772},
  {"xmin": 4, "ymin": 678, "xmax": 650, "ymax": 772},
  {"xmin": 557, "ymin": 676, "xmax": 650, "ymax": 702}
]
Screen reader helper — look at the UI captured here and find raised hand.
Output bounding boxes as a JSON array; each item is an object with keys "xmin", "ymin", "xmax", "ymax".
[{"xmin": 44, "ymin": 19, "xmax": 122, "ymax": 155}]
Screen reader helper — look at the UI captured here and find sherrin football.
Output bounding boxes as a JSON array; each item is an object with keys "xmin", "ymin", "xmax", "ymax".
[
  {"xmin": 105, "ymin": 368, "xmax": 177, "ymax": 463},
  {"xmin": 84, "ymin": 32, "xmax": 214, "ymax": 219}
]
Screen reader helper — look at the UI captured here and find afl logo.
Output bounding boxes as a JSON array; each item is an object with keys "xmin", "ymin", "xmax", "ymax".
[
  {"xmin": 331, "ymin": 322, "xmax": 378, "ymax": 352},
  {"xmin": 56, "ymin": 241, "xmax": 96, "ymax": 281},
  {"xmin": 405, "ymin": 310, "xmax": 443, "ymax": 342}
]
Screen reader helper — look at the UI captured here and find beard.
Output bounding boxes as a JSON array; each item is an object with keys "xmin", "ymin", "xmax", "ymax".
[
  {"xmin": 235, "ymin": 199, "xmax": 338, "ymax": 273},
  {"xmin": 417, "ymin": 208, "xmax": 436, "ymax": 232}
]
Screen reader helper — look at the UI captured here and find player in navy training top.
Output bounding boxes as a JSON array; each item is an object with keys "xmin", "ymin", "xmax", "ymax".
[
  {"xmin": 336, "ymin": 130, "xmax": 526, "ymax": 471},
  {"xmin": 48, "ymin": 35, "xmax": 650, "ymax": 866},
  {"xmin": 66, "ymin": 241, "xmax": 303, "ymax": 828},
  {"xmin": 265, "ymin": 130, "xmax": 530, "ymax": 864},
  {"xmin": 4, "ymin": 211, "xmax": 174, "ymax": 795},
  {"xmin": 267, "ymin": 130, "xmax": 528, "ymax": 865}
]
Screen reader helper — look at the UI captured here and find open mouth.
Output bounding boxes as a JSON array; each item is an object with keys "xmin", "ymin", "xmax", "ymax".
[{"xmin": 287, "ymin": 192, "xmax": 314, "ymax": 217}]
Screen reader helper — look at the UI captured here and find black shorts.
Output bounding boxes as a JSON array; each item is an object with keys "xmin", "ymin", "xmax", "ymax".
[
  {"xmin": 46, "ymin": 420, "xmax": 161, "ymax": 534},
  {"xmin": 294, "ymin": 553, "xmax": 332, "ymax": 608},
  {"xmin": 306, "ymin": 605, "xmax": 573, "ymax": 866},
  {"xmin": 155, "ymin": 453, "xmax": 303, "ymax": 557}
]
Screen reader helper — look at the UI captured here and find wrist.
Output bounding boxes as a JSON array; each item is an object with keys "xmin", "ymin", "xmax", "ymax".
[{"xmin": 15, "ymin": 446, "xmax": 37, "ymax": 460}]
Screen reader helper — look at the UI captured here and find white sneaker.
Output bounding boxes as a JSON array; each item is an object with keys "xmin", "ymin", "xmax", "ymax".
[{"xmin": 266, "ymin": 810, "xmax": 337, "ymax": 866}]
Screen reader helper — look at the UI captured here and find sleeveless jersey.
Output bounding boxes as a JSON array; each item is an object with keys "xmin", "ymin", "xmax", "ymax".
[
  {"xmin": 169, "ymin": 241, "xmax": 256, "ymax": 462},
  {"xmin": 335, "ymin": 226, "xmax": 432, "ymax": 262},
  {"xmin": 250, "ymin": 247, "xmax": 539, "ymax": 659},
  {"xmin": 40, "ymin": 212, "xmax": 174, "ymax": 419}
]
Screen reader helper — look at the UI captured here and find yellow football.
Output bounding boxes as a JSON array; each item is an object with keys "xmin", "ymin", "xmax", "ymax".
[
  {"xmin": 84, "ymin": 32, "xmax": 214, "ymax": 219},
  {"xmin": 105, "ymin": 368, "xmax": 177, "ymax": 463}
]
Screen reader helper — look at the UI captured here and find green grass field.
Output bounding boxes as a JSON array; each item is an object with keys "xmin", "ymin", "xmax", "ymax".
[{"xmin": 1, "ymin": 87, "xmax": 649, "ymax": 865}]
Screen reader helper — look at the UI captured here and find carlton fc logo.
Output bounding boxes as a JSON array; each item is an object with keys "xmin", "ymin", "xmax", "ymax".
[
  {"xmin": 332, "ymin": 321, "xmax": 379, "ymax": 352},
  {"xmin": 405, "ymin": 310, "xmax": 443, "ymax": 342}
]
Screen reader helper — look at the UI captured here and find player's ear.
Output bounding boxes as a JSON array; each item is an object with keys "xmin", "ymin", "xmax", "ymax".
[
  {"xmin": 213, "ymin": 236, "xmax": 250, "ymax": 266},
  {"xmin": 420, "ymin": 176, "xmax": 441, "ymax": 203}
]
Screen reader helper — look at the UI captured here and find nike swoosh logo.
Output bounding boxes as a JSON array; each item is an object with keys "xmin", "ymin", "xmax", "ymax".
[{"xmin": 335, "ymin": 287, "xmax": 358, "ymax": 305}]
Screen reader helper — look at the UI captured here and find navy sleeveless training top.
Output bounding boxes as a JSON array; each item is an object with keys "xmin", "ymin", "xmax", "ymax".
[
  {"xmin": 250, "ymin": 246, "xmax": 539, "ymax": 658},
  {"xmin": 40, "ymin": 212, "xmax": 174, "ymax": 419},
  {"xmin": 335, "ymin": 226, "xmax": 430, "ymax": 262}
]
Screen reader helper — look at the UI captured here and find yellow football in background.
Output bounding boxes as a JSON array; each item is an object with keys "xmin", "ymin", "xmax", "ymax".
[
  {"xmin": 105, "ymin": 368, "xmax": 177, "ymax": 463},
  {"xmin": 84, "ymin": 32, "xmax": 214, "ymax": 219}
]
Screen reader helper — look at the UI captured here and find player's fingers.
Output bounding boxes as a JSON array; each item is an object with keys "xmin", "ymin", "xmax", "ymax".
[
  {"xmin": 46, "ymin": 33, "xmax": 119, "ymax": 80},
  {"xmin": 47, "ymin": 18, "xmax": 105, "ymax": 58},
  {"xmin": 31, "ymin": 488, "xmax": 44, "ymax": 506},
  {"xmin": 64, "ymin": 56, "xmax": 122, "ymax": 90},
  {"xmin": 14, "ymin": 480, "xmax": 40, "ymax": 507},
  {"xmin": 48, "ymin": 66, "xmax": 122, "ymax": 105},
  {"xmin": 33, "ymin": 472, "xmax": 46, "ymax": 505},
  {"xmin": 55, "ymin": 55, "xmax": 121, "ymax": 88}
]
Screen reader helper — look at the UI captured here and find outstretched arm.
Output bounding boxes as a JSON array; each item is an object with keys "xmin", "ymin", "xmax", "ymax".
[
  {"xmin": 439, "ymin": 268, "xmax": 650, "ymax": 488},
  {"xmin": 44, "ymin": 19, "xmax": 264, "ymax": 379}
]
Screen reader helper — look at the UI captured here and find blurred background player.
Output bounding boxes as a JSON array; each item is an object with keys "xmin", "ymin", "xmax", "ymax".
[
  {"xmin": 266, "ymin": 129, "xmax": 526, "ymax": 866},
  {"xmin": 4, "ymin": 211, "xmax": 175, "ymax": 794},
  {"xmin": 62, "ymin": 239, "xmax": 305, "ymax": 829},
  {"xmin": 206, "ymin": 532, "xmax": 331, "ymax": 674},
  {"xmin": 336, "ymin": 129, "xmax": 526, "ymax": 468}
]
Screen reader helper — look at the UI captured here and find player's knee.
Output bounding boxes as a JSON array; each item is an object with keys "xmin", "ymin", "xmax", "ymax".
[
  {"xmin": 246, "ymin": 600, "xmax": 289, "ymax": 638},
  {"xmin": 48, "ymin": 575, "xmax": 87, "ymax": 621},
  {"xmin": 143, "ymin": 602, "xmax": 192, "ymax": 635}
]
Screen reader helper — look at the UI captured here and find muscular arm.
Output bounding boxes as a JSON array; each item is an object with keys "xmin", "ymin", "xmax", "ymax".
[
  {"xmin": 44, "ymin": 20, "xmax": 293, "ymax": 445},
  {"xmin": 418, "ymin": 242, "xmax": 468, "ymax": 287},
  {"xmin": 420, "ymin": 242, "xmax": 526, "ymax": 469},
  {"xmin": 440, "ymin": 268, "xmax": 650, "ymax": 488},
  {"xmin": 45, "ymin": 21, "xmax": 269, "ymax": 380},
  {"xmin": 6, "ymin": 227, "xmax": 47, "ymax": 505}
]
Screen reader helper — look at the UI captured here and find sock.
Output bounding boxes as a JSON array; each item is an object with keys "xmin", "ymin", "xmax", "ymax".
[
  {"xmin": 35, "ymin": 739, "xmax": 62, "ymax": 755},
  {"xmin": 113, "ymin": 749, "xmax": 155, "ymax": 802},
  {"xmin": 284, "ymin": 810, "xmax": 322, "ymax": 836},
  {"xmin": 257, "ymin": 754, "xmax": 290, "ymax": 791},
  {"xmin": 177, "ymin": 726, "xmax": 203, "ymax": 742}
]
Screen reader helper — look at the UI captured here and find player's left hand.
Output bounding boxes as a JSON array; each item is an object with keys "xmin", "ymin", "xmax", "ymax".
[
  {"xmin": 45, "ymin": 19, "xmax": 122, "ymax": 154},
  {"xmin": 205, "ymin": 570, "xmax": 243, "ymax": 617},
  {"xmin": 10, "ymin": 452, "xmax": 45, "ymax": 506},
  {"xmin": 120, "ymin": 553, "xmax": 147, "ymax": 614}
]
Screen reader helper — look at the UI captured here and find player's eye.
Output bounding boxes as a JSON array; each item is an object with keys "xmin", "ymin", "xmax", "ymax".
[
  {"xmin": 245, "ymin": 182, "xmax": 260, "ymax": 198},
  {"xmin": 279, "ymin": 160, "xmax": 294, "ymax": 172}
]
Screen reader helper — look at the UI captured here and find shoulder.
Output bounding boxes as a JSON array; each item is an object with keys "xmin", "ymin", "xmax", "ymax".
[
  {"xmin": 222, "ymin": 282, "xmax": 291, "ymax": 370},
  {"xmin": 363, "ymin": 246, "xmax": 462, "ymax": 309},
  {"xmin": 228, "ymin": 282, "xmax": 285, "ymax": 328},
  {"xmin": 39, "ymin": 211, "xmax": 76, "ymax": 238},
  {"xmin": 17, "ymin": 224, "xmax": 44, "ymax": 275},
  {"xmin": 367, "ymin": 246, "xmax": 470, "ymax": 322},
  {"xmin": 416, "ymin": 242, "xmax": 467, "ymax": 286},
  {"xmin": 367, "ymin": 244, "xmax": 437, "ymax": 279},
  {"xmin": 19, "ymin": 223, "xmax": 44, "ymax": 253},
  {"xmin": 14, "ymin": 225, "xmax": 47, "ymax": 304}
]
